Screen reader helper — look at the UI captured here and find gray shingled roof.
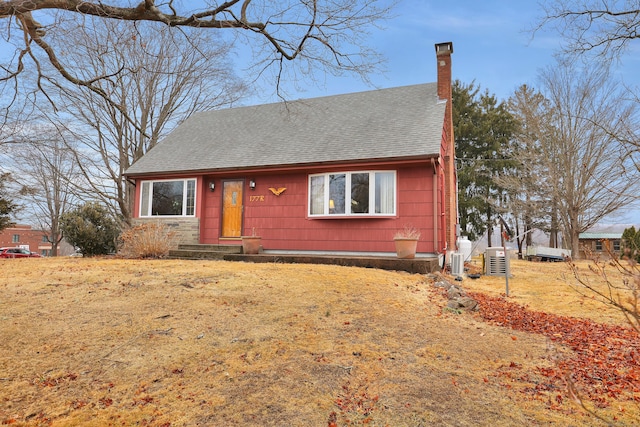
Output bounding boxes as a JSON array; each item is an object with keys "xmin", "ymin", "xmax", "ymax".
[{"xmin": 125, "ymin": 83, "xmax": 445, "ymax": 176}]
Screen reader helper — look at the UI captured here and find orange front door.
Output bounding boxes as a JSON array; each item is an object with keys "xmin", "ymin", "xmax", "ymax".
[{"xmin": 221, "ymin": 180, "xmax": 243, "ymax": 237}]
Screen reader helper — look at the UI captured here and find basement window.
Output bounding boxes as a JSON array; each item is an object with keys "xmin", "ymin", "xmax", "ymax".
[
  {"xmin": 309, "ymin": 171, "xmax": 396, "ymax": 217},
  {"xmin": 140, "ymin": 178, "xmax": 196, "ymax": 217}
]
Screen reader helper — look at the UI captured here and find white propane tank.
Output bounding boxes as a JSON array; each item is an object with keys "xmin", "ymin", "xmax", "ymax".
[{"xmin": 457, "ymin": 236, "xmax": 473, "ymax": 261}]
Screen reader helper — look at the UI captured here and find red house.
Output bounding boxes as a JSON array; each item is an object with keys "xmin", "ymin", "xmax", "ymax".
[{"xmin": 125, "ymin": 42, "xmax": 458, "ymax": 261}]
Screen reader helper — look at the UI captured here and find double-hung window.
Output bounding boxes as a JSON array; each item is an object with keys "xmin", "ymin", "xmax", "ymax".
[
  {"xmin": 309, "ymin": 171, "xmax": 396, "ymax": 216},
  {"xmin": 613, "ymin": 239, "xmax": 621, "ymax": 252},
  {"xmin": 140, "ymin": 179, "xmax": 196, "ymax": 217}
]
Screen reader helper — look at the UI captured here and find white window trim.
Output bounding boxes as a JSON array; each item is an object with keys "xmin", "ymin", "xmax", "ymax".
[
  {"xmin": 139, "ymin": 178, "xmax": 197, "ymax": 217},
  {"xmin": 308, "ymin": 170, "xmax": 396, "ymax": 217}
]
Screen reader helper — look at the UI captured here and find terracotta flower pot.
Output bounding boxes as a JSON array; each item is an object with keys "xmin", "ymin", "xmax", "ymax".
[
  {"xmin": 241, "ymin": 236, "xmax": 262, "ymax": 254},
  {"xmin": 394, "ymin": 238, "xmax": 418, "ymax": 259}
]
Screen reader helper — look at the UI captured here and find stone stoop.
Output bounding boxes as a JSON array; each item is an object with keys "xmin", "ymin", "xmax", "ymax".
[{"xmin": 168, "ymin": 244, "xmax": 242, "ymax": 260}]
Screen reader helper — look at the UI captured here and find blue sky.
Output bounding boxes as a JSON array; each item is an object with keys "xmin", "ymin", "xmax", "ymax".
[{"xmin": 249, "ymin": 0, "xmax": 639, "ymax": 104}]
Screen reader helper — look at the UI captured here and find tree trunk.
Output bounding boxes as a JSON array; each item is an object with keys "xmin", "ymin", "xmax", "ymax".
[
  {"xmin": 549, "ymin": 202, "xmax": 559, "ymax": 248},
  {"xmin": 486, "ymin": 206, "xmax": 493, "ymax": 247},
  {"xmin": 572, "ymin": 231, "xmax": 581, "ymax": 260}
]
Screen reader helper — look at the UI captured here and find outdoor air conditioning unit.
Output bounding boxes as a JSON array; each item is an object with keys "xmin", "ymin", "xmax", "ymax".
[
  {"xmin": 485, "ymin": 247, "xmax": 509, "ymax": 276},
  {"xmin": 450, "ymin": 253, "xmax": 464, "ymax": 276}
]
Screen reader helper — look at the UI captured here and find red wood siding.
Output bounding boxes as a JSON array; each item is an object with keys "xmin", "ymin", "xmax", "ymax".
[
  {"xmin": 202, "ymin": 163, "xmax": 439, "ymax": 253},
  {"xmin": 131, "ymin": 161, "xmax": 444, "ymax": 254}
]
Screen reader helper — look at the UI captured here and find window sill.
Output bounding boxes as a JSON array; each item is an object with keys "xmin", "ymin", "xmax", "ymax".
[
  {"xmin": 308, "ymin": 215, "xmax": 396, "ymax": 219},
  {"xmin": 139, "ymin": 215, "xmax": 196, "ymax": 218}
]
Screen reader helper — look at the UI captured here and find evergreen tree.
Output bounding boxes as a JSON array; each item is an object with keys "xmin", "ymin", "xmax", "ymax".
[
  {"xmin": 0, "ymin": 173, "xmax": 17, "ymax": 232},
  {"xmin": 453, "ymin": 80, "xmax": 519, "ymax": 244},
  {"xmin": 621, "ymin": 226, "xmax": 640, "ymax": 263}
]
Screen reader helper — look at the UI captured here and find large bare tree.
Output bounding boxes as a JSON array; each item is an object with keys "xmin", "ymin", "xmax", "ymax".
[
  {"xmin": 37, "ymin": 19, "xmax": 246, "ymax": 224},
  {"xmin": 500, "ymin": 85, "xmax": 556, "ymax": 254},
  {"xmin": 9, "ymin": 127, "xmax": 78, "ymax": 256},
  {"xmin": 0, "ymin": 0, "xmax": 390, "ymax": 113},
  {"xmin": 539, "ymin": 59, "xmax": 640, "ymax": 257}
]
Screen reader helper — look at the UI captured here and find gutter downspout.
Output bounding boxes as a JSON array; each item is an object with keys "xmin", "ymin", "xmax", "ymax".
[{"xmin": 431, "ymin": 158, "xmax": 438, "ymax": 253}]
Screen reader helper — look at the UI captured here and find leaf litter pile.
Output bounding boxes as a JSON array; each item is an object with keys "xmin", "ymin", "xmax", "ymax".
[
  {"xmin": 472, "ymin": 293, "xmax": 639, "ymax": 409},
  {"xmin": 0, "ymin": 257, "xmax": 639, "ymax": 426}
]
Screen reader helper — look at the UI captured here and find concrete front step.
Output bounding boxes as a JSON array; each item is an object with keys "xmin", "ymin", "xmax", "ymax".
[
  {"xmin": 168, "ymin": 250, "xmax": 228, "ymax": 260},
  {"xmin": 176, "ymin": 244, "xmax": 242, "ymax": 253},
  {"xmin": 169, "ymin": 244, "xmax": 243, "ymax": 260},
  {"xmin": 168, "ymin": 244, "xmax": 441, "ymax": 273}
]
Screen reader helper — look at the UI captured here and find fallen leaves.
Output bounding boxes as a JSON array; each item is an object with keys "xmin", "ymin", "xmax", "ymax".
[
  {"xmin": 471, "ymin": 292, "xmax": 640, "ymax": 408},
  {"xmin": 31, "ymin": 372, "xmax": 78, "ymax": 388},
  {"xmin": 332, "ymin": 376, "xmax": 381, "ymax": 425}
]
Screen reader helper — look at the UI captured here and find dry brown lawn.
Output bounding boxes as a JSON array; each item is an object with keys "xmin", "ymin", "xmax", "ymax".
[
  {"xmin": 0, "ymin": 257, "xmax": 638, "ymax": 426},
  {"xmin": 462, "ymin": 256, "xmax": 634, "ymax": 326}
]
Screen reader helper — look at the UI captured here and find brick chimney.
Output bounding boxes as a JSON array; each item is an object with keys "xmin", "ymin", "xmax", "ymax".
[{"xmin": 434, "ymin": 41, "xmax": 457, "ymax": 252}]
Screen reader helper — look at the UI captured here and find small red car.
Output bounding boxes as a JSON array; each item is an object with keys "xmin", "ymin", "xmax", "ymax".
[{"xmin": 0, "ymin": 247, "xmax": 42, "ymax": 258}]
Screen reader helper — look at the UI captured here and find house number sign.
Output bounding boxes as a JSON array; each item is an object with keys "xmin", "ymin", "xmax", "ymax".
[{"xmin": 249, "ymin": 195, "xmax": 265, "ymax": 202}]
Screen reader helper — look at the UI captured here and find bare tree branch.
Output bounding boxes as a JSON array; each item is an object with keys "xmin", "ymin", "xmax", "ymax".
[
  {"xmin": 537, "ymin": 0, "xmax": 640, "ymax": 60},
  {"xmin": 568, "ymin": 249, "xmax": 640, "ymax": 333},
  {"xmin": 0, "ymin": 0, "xmax": 391, "ymax": 109},
  {"xmin": 37, "ymin": 20, "xmax": 246, "ymax": 224},
  {"xmin": 537, "ymin": 59, "xmax": 640, "ymax": 256}
]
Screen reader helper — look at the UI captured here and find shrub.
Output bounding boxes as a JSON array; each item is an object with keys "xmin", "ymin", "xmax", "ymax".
[
  {"xmin": 621, "ymin": 226, "xmax": 640, "ymax": 263},
  {"xmin": 118, "ymin": 222, "xmax": 176, "ymax": 259},
  {"xmin": 60, "ymin": 202, "xmax": 119, "ymax": 257}
]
